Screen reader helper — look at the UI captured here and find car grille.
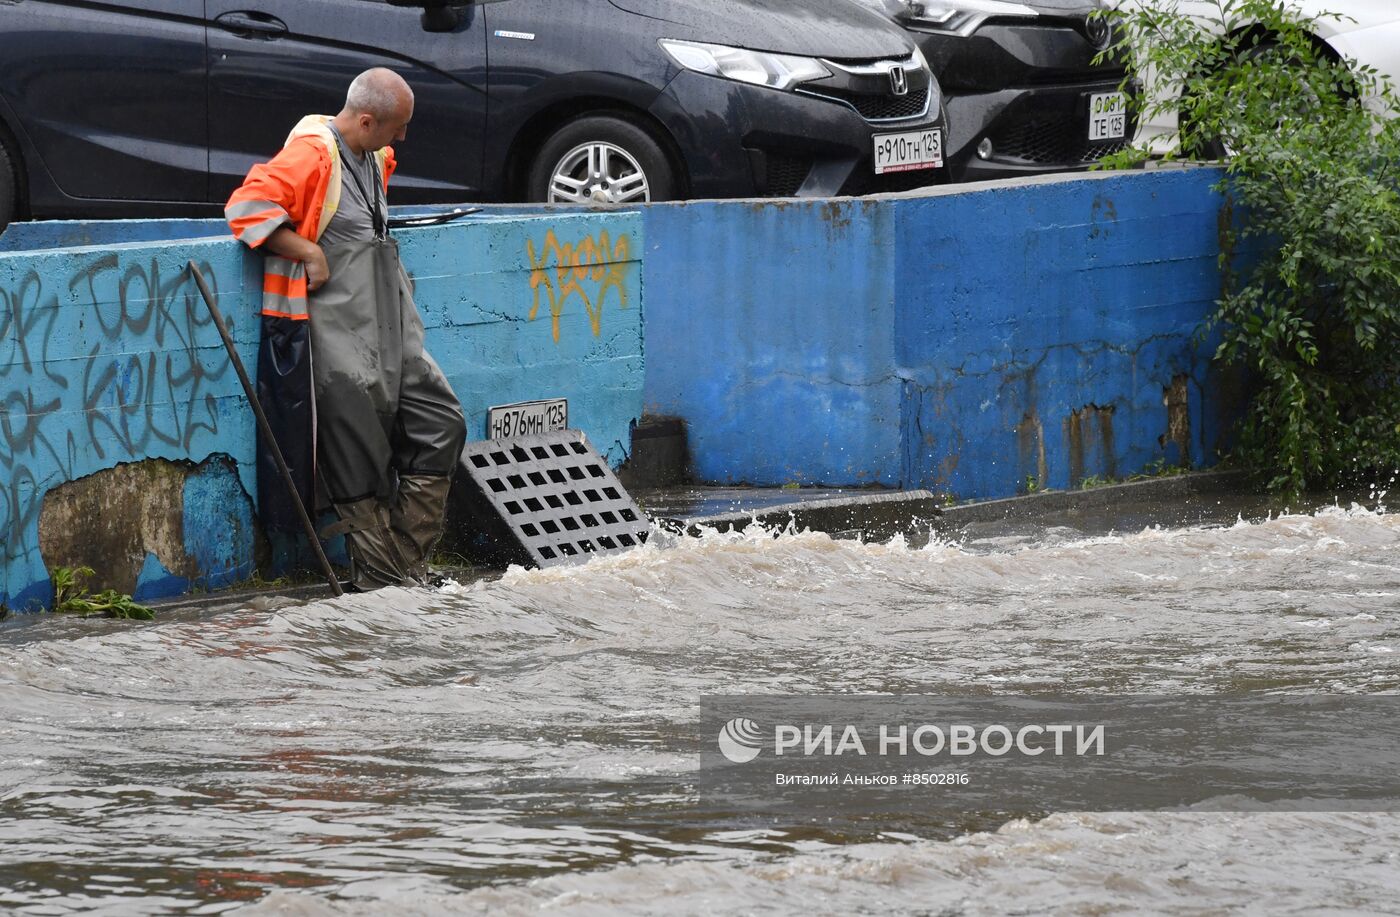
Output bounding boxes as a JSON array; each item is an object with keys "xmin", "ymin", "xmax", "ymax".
[
  {"xmin": 991, "ymin": 118, "xmax": 1130, "ymax": 164},
  {"xmin": 839, "ymin": 165, "xmax": 943, "ymax": 197},
  {"xmin": 765, "ymin": 155, "xmax": 812, "ymax": 197},
  {"xmin": 802, "ymin": 86, "xmax": 930, "ymax": 122}
]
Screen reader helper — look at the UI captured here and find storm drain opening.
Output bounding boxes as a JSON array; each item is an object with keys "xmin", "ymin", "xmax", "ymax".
[{"xmin": 445, "ymin": 429, "xmax": 652, "ymax": 569}]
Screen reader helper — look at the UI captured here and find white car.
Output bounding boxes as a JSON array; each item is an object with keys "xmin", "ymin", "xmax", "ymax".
[{"xmin": 1119, "ymin": 1, "xmax": 1400, "ymax": 151}]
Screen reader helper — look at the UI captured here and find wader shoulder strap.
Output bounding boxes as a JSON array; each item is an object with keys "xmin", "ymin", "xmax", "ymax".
[{"xmin": 329, "ymin": 126, "xmax": 387, "ymax": 241}]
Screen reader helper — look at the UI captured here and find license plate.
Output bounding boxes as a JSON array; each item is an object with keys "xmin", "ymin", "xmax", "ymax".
[
  {"xmin": 487, "ymin": 398, "xmax": 568, "ymax": 439},
  {"xmin": 873, "ymin": 128, "xmax": 943, "ymax": 175},
  {"xmin": 1088, "ymin": 91, "xmax": 1127, "ymax": 142}
]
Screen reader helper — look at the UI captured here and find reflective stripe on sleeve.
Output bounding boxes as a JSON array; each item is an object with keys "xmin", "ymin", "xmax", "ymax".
[
  {"xmin": 236, "ymin": 213, "xmax": 291, "ymax": 247},
  {"xmin": 226, "ymin": 198, "xmax": 283, "ymax": 221}
]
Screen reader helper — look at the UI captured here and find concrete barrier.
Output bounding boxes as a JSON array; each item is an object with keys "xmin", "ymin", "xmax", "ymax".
[
  {"xmin": 0, "ymin": 212, "xmax": 644, "ymax": 611},
  {"xmin": 0, "ymin": 219, "xmax": 227, "ymax": 252},
  {"xmin": 641, "ymin": 167, "xmax": 1238, "ymax": 498},
  {"xmin": 1, "ymin": 165, "xmax": 1240, "ymax": 608}
]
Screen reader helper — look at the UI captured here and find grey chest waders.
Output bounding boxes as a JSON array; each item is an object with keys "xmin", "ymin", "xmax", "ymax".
[{"xmin": 310, "ymin": 237, "xmax": 466, "ymax": 590}]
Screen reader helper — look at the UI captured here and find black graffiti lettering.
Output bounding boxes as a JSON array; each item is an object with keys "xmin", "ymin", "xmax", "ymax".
[
  {"xmin": 0, "ymin": 271, "xmax": 69, "ymax": 389},
  {"xmin": 2, "ymin": 255, "xmax": 231, "ymax": 576},
  {"xmin": 1, "ymin": 390, "xmax": 63, "ymax": 467}
]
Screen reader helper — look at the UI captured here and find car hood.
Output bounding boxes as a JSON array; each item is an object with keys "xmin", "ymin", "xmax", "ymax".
[{"xmin": 606, "ymin": 0, "xmax": 914, "ymax": 59}]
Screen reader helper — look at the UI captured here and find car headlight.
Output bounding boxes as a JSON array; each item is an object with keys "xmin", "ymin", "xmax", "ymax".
[
  {"xmin": 658, "ymin": 40, "xmax": 831, "ymax": 92},
  {"xmin": 861, "ymin": 0, "xmax": 1040, "ymax": 36}
]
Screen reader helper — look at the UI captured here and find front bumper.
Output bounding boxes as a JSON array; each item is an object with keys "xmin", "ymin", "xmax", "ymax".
[
  {"xmin": 909, "ymin": 14, "xmax": 1133, "ymax": 181},
  {"xmin": 649, "ymin": 69, "xmax": 949, "ymax": 198},
  {"xmin": 946, "ymin": 78, "xmax": 1135, "ymax": 182}
]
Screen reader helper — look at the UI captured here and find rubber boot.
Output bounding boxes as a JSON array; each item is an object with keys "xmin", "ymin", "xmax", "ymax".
[
  {"xmin": 391, "ymin": 474, "xmax": 453, "ymax": 580},
  {"xmin": 326, "ymin": 497, "xmax": 415, "ymax": 591}
]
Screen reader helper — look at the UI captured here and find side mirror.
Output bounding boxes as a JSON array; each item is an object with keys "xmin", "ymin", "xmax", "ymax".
[{"xmin": 385, "ymin": 0, "xmax": 474, "ymax": 34}]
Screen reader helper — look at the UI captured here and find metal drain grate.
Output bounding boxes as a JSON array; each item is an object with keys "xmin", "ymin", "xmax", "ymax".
[{"xmin": 446, "ymin": 429, "xmax": 651, "ymax": 568}]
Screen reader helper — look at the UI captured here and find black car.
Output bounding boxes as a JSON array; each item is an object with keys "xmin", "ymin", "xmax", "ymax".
[
  {"xmin": 855, "ymin": 0, "xmax": 1133, "ymax": 182},
  {"xmin": 0, "ymin": 0, "xmax": 949, "ymax": 232}
]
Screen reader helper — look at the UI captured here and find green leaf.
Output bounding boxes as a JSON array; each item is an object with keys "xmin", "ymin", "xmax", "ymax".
[{"xmin": 1105, "ymin": 0, "xmax": 1400, "ymax": 494}]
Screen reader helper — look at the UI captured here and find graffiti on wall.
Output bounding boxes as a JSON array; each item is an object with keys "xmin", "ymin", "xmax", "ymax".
[
  {"xmin": 526, "ymin": 229, "xmax": 633, "ymax": 342},
  {"xmin": 0, "ymin": 254, "xmax": 231, "ymax": 598}
]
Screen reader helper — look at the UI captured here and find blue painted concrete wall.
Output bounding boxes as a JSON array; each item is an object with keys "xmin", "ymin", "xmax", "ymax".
[
  {"xmin": 0, "ymin": 207, "xmax": 516, "ymax": 251},
  {"xmin": 2, "ymin": 165, "xmax": 1233, "ymax": 550},
  {"xmin": 0, "ymin": 212, "xmax": 644, "ymax": 611},
  {"xmin": 0, "ymin": 219, "xmax": 227, "ymax": 252},
  {"xmin": 641, "ymin": 168, "xmax": 1232, "ymax": 497},
  {"xmin": 0, "ymin": 238, "xmax": 258, "ymax": 611},
  {"xmin": 401, "ymin": 213, "xmax": 644, "ymax": 457},
  {"xmin": 642, "ymin": 199, "xmax": 904, "ymax": 487}
]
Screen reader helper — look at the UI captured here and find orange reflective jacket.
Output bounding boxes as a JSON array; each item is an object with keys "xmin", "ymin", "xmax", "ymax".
[{"xmin": 225, "ymin": 115, "xmax": 397, "ymax": 319}]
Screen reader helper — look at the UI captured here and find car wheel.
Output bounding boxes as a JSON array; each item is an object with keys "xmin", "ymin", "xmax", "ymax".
[
  {"xmin": 1181, "ymin": 38, "xmax": 1342, "ymax": 161},
  {"xmin": 1179, "ymin": 42, "xmax": 1286, "ymax": 160},
  {"xmin": 0, "ymin": 140, "xmax": 17, "ymax": 234},
  {"xmin": 1178, "ymin": 92, "xmax": 1229, "ymax": 162},
  {"xmin": 528, "ymin": 115, "xmax": 676, "ymax": 204}
]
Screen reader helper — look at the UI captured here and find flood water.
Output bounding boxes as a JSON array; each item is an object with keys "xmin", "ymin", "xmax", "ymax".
[{"xmin": 2, "ymin": 497, "xmax": 1399, "ymax": 915}]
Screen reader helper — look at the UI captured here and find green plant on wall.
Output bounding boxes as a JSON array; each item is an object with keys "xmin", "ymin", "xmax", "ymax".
[
  {"xmin": 51, "ymin": 566, "xmax": 155, "ymax": 620},
  {"xmin": 1128, "ymin": 457, "xmax": 1185, "ymax": 481},
  {"xmin": 1098, "ymin": 0, "xmax": 1400, "ymax": 498}
]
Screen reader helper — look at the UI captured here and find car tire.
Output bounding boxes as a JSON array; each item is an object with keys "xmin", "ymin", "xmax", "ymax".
[
  {"xmin": 527, "ymin": 115, "xmax": 676, "ymax": 204},
  {"xmin": 1178, "ymin": 99, "xmax": 1229, "ymax": 162},
  {"xmin": 1180, "ymin": 40, "xmax": 1283, "ymax": 160},
  {"xmin": 0, "ymin": 139, "xmax": 17, "ymax": 235},
  {"xmin": 1178, "ymin": 42, "xmax": 1285, "ymax": 160},
  {"xmin": 1182, "ymin": 38, "xmax": 1345, "ymax": 161}
]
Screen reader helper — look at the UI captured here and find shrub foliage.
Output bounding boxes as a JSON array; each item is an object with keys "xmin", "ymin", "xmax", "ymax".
[{"xmin": 1101, "ymin": 0, "xmax": 1400, "ymax": 496}]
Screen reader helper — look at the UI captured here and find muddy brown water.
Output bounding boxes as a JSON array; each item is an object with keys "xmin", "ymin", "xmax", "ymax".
[{"xmin": 2, "ymin": 492, "xmax": 1398, "ymax": 915}]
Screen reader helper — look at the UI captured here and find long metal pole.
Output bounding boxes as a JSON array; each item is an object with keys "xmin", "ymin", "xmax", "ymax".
[{"xmin": 187, "ymin": 261, "xmax": 343, "ymax": 598}]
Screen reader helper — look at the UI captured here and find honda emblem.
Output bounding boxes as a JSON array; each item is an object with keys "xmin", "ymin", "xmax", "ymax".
[{"xmin": 889, "ymin": 65, "xmax": 908, "ymax": 97}]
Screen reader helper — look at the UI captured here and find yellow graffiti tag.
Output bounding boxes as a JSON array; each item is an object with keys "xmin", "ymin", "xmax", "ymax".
[{"xmin": 526, "ymin": 230, "xmax": 632, "ymax": 342}]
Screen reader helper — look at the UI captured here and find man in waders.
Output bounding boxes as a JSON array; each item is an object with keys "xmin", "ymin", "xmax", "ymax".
[{"xmin": 225, "ymin": 68, "xmax": 466, "ymax": 591}]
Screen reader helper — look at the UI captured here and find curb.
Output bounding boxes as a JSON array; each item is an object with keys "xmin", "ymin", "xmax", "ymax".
[
  {"xmin": 937, "ymin": 469, "xmax": 1251, "ymax": 527},
  {"xmin": 656, "ymin": 470, "xmax": 1253, "ymax": 542},
  {"xmin": 660, "ymin": 489, "xmax": 943, "ymax": 541}
]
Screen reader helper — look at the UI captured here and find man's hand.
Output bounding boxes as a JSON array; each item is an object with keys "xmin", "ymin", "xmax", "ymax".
[
  {"xmin": 304, "ymin": 244, "xmax": 330, "ymax": 291},
  {"xmin": 264, "ymin": 226, "xmax": 331, "ymax": 291}
]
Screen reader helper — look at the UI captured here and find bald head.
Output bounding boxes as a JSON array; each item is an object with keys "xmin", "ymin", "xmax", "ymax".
[
  {"xmin": 345, "ymin": 68, "xmax": 413, "ymax": 120},
  {"xmin": 334, "ymin": 68, "xmax": 414, "ymax": 155}
]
